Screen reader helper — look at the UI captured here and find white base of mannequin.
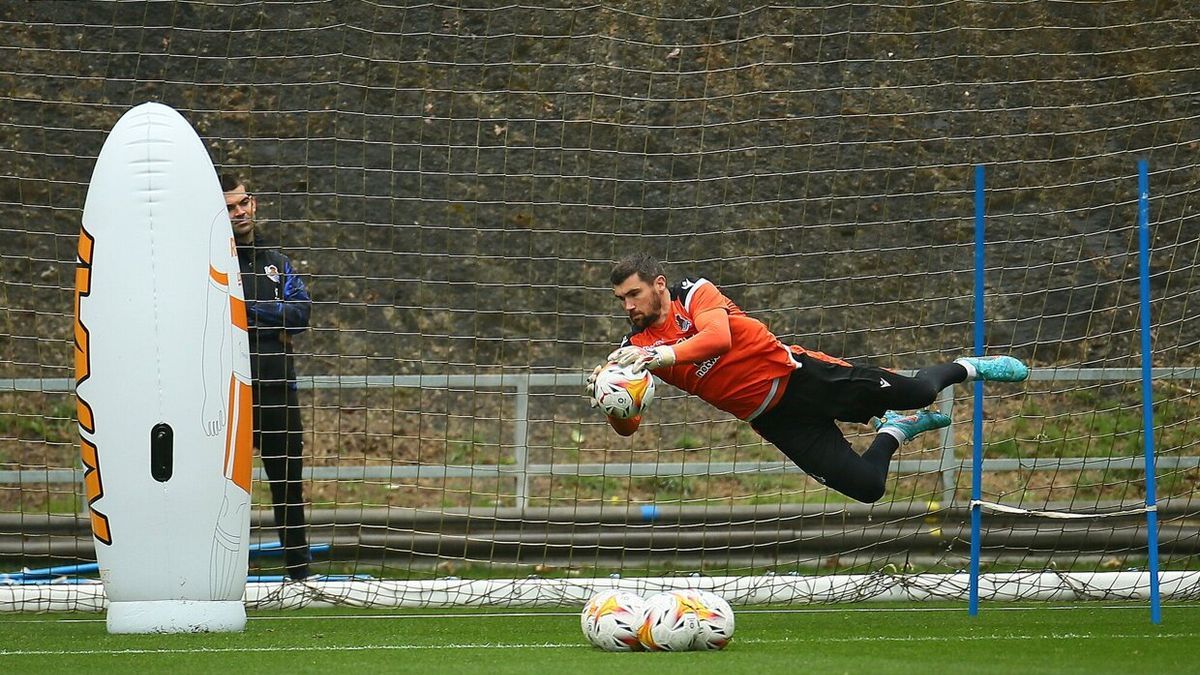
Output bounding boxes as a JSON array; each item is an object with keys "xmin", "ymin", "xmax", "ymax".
[{"xmin": 106, "ymin": 599, "xmax": 246, "ymax": 633}]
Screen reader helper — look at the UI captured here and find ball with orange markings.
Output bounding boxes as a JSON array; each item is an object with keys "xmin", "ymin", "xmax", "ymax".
[
  {"xmin": 580, "ymin": 590, "xmax": 647, "ymax": 651},
  {"xmin": 592, "ymin": 362, "xmax": 655, "ymax": 419},
  {"xmin": 637, "ymin": 590, "xmax": 702, "ymax": 651}
]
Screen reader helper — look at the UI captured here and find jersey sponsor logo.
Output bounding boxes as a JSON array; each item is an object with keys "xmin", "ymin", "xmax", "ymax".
[{"xmin": 695, "ymin": 355, "xmax": 719, "ymax": 378}]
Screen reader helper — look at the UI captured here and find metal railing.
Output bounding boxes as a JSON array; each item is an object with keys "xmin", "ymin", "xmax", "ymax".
[{"xmin": 3, "ymin": 368, "xmax": 1199, "ymax": 508}]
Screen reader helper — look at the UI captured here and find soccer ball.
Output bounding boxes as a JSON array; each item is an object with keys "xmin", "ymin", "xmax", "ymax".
[
  {"xmin": 592, "ymin": 362, "xmax": 655, "ymax": 419},
  {"xmin": 637, "ymin": 590, "xmax": 702, "ymax": 651},
  {"xmin": 689, "ymin": 590, "xmax": 736, "ymax": 650},
  {"xmin": 580, "ymin": 590, "xmax": 646, "ymax": 651}
]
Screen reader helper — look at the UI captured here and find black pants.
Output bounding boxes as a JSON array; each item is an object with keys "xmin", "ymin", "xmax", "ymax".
[
  {"xmin": 751, "ymin": 355, "xmax": 966, "ymax": 503},
  {"xmin": 254, "ymin": 384, "xmax": 309, "ymax": 580}
]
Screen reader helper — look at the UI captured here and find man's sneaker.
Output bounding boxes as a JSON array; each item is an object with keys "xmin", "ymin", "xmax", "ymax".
[
  {"xmin": 955, "ymin": 355, "xmax": 1029, "ymax": 383},
  {"xmin": 873, "ymin": 409, "xmax": 951, "ymax": 444}
]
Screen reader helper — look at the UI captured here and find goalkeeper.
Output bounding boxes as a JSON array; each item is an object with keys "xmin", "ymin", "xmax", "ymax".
[{"xmin": 587, "ymin": 253, "xmax": 1028, "ymax": 503}]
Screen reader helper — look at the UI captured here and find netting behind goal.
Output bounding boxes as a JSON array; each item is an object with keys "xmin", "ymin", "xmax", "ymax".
[{"xmin": 3, "ymin": 2, "xmax": 1200, "ymax": 610}]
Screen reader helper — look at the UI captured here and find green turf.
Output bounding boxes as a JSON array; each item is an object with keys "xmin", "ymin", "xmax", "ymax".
[{"xmin": 1, "ymin": 603, "xmax": 1196, "ymax": 674}]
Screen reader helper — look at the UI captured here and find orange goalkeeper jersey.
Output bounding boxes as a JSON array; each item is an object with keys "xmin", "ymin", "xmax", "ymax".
[{"xmin": 620, "ymin": 278, "xmax": 838, "ymax": 421}]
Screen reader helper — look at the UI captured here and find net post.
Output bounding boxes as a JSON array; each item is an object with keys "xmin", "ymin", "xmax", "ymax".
[
  {"xmin": 935, "ymin": 387, "xmax": 957, "ymax": 506},
  {"xmin": 513, "ymin": 376, "xmax": 531, "ymax": 510},
  {"xmin": 969, "ymin": 164, "xmax": 986, "ymax": 617},
  {"xmin": 1137, "ymin": 158, "xmax": 1163, "ymax": 624}
]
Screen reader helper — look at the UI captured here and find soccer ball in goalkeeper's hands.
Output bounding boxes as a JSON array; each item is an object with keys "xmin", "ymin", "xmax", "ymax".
[
  {"xmin": 592, "ymin": 363, "xmax": 655, "ymax": 419},
  {"xmin": 580, "ymin": 590, "xmax": 647, "ymax": 651}
]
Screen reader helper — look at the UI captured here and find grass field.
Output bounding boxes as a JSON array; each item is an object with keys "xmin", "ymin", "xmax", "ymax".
[{"xmin": 1, "ymin": 602, "xmax": 1196, "ymax": 674}]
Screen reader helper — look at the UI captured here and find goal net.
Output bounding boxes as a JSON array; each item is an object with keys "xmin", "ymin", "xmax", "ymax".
[{"xmin": 3, "ymin": 1, "xmax": 1200, "ymax": 611}]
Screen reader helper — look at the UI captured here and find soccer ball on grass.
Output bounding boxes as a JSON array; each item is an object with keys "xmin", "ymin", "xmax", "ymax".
[
  {"xmin": 690, "ymin": 590, "xmax": 736, "ymax": 650},
  {"xmin": 637, "ymin": 589, "xmax": 736, "ymax": 651},
  {"xmin": 580, "ymin": 590, "xmax": 647, "ymax": 651},
  {"xmin": 637, "ymin": 590, "xmax": 702, "ymax": 651}
]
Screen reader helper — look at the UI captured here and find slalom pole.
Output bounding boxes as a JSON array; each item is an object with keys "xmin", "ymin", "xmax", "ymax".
[
  {"xmin": 3, "ymin": 543, "xmax": 333, "ymax": 582},
  {"xmin": 247, "ymin": 542, "xmax": 332, "ymax": 558},
  {"xmin": 1137, "ymin": 158, "xmax": 1162, "ymax": 624},
  {"xmin": 0, "ymin": 562, "xmax": 98, "ymax": 581}
]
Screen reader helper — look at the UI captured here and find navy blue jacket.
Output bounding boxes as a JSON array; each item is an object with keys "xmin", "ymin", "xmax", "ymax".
[{"xmin": 235, "ymin": 237, "xmax": 311, "ymax": 387}]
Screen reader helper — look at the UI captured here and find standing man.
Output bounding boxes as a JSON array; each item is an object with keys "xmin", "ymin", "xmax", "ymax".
[
  {"xmin": 588, "ymin": 253, "xmax": 1029, "ymax": 504},
  {"xmin": 222, "ymin": 174, "xmax": 313, "ymax": 580}
]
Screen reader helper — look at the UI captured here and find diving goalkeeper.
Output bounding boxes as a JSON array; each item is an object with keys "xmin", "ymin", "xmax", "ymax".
[{"xmin": 586, "ymin": 253, "xmax": 1029, "ymax": 503}]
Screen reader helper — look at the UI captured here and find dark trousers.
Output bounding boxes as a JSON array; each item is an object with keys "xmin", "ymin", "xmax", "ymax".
[
  {"xmin": 751, "ymin": 359, "xmax": 966, "ymax": 503},
  {"xmin": 254, "ymin": 384, "xmax": 309, "ymax": 579}
]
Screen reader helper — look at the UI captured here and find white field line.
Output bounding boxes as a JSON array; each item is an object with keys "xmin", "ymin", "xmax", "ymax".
[{"xmin": 2, "ymin": 632, "xmax": 1199, "ymax": 657}]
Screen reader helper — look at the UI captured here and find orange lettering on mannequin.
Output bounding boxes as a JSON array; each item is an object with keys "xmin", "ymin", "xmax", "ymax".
[{"xmin": 74, "ymin": 227, "xmax": 112, "ymax": 545}]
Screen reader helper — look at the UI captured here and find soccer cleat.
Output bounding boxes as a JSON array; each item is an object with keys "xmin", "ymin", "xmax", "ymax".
[
  {"xmin": 873, "ymin": 409, "xmax": 951, "ymax": 444},
  {"xmin": 955, "ymin": 355, "xmax": 1029, "ymax": 383}
]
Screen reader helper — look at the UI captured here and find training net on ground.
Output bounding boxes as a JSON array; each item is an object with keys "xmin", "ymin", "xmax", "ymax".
[{"xmin": 2, "ymin": 1, "xmax": 1200, "ymax": 610}]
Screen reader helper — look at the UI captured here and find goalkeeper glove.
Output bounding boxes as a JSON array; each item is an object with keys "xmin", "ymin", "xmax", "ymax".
[
  {"xmin": 606, "ymin": 345, "xmax": 676, "ymax": 373},
  {"xmin": 584, "ymin": 363, "xmax": 604, "ymax": 407}
]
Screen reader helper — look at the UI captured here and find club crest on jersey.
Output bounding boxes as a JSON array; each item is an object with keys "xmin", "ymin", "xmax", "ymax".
[
  {"xmin": 264, "ymin": 264, "xmax": 280, "ymax": 283},
  {"xmin": 675, "ymin": 315, "xmax": 692, "ymax": 332}
]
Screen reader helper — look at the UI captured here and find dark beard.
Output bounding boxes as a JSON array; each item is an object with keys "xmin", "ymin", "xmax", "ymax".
[{"xmin": 630, "ymin": 294, "xmax": 664, "ymax": 329}]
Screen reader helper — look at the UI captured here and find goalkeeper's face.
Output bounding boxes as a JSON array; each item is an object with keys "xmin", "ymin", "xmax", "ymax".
[{"xmin": 613, "ymin": 274, "xmax": 667, "ymax": 330}]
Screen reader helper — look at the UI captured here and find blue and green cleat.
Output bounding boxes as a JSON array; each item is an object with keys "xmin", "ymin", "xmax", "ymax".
[
  {"xmin": 872, "ymin": 409, "xmax": 952, "ymax": 444},
  {"xmin": 955, "ymin": 355, "xmax": 1029, "ymax": 383}
]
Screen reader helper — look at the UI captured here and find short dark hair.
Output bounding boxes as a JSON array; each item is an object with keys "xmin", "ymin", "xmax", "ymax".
[
  {"xmin": 219, "ymin": 173, "xmax": 242, "ymax": 192},
  {"xmin": 610, "ymin": 253, "xmax": 666, "ymax": 286}
]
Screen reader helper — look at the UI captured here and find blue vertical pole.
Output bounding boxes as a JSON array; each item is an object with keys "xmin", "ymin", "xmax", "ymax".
[
  {"xmin": 1137, "ymin": 159, "xmax": 1163, "ymax": 624},
  {"xmin": 969, "ymin": 165, "xmax": 985, "ymax": 616}
]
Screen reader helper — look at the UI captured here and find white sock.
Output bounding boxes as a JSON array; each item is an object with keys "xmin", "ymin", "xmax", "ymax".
[{"xmin": 954, "ymin": 357, "xmax": 978, "ymax": 380}]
